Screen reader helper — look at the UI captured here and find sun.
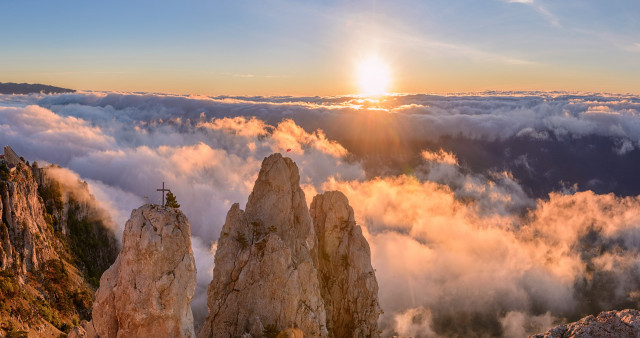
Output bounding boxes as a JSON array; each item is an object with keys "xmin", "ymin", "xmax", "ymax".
[{"xmin": 356, "ymin": 55, "xmax": 391, "ymax": 96}]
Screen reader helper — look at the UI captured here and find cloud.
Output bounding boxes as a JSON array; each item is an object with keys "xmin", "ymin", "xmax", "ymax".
[
  {"xmin": 421, "ymin": 149, "xmax": 458, "ymax": 165},
  {"xmin": 324, "ymin": 174, "xmax": 640, "ymax": 336},
  {"xmin": 3, "ymin": 91, "xmax": 640, "ymax": 335},
  {"xmin": 0, "ymin": 104, "xmax": 116, "ymax": 163}
]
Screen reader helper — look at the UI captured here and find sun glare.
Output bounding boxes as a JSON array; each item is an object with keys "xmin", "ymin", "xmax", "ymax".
[{"xmin": 357, "ymin": 55, "xmax": 391, "ymax": 96}]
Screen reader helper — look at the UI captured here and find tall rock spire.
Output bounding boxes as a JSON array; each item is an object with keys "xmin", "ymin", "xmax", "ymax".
[
  {"xmin": 311, "ymin": 191, "xmax": 381, "ymax": 338},
  {"xmin": 91, "ymin": 204, "xmax": 197, "ymax": 337},
  {"xmin": 198, "ymin": 153, "xmax": 327, "ymax": 338},
  {"xmin": 199, "ymin": 154, "xmax": 380, "ymax": 338}
]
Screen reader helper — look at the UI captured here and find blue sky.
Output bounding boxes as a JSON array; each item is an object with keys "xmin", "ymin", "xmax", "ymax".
[{"xmin": 1, "ymin": 0, "xmax": 639, "ymax": 95}]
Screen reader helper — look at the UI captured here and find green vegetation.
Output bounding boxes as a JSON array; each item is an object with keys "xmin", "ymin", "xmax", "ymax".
[
  {"xmin": 0, "ymin": 268, "xmax": 75, "ymax": 335},
  {"xmin": 37, "ymin": 176, "xmax": 118, "ymax": 288},
  {"xmin": 39, "ymin": 259, "xmax": 87, "ymax": 330},
  {"xmin": 2, "ymin": 321, "xmax": 28, "ymax": 338},
  {"xmin": 165, "ymin": 191, "xmax": 180, "ymax": 208},
  {"xmin": 66, "ymin": 200, "xmax": 118, "ymax": 288},
  {"xmin": 0, "ymin": 270, "xmax": 19, "ymax": 299},
  {"xmin": 0, "ymin": 258, "xmax": 91, "ymax": 333},
  {"xmin": 37, "ymin": 179, "xmax": 63, "ymax": 221},
  {"xmin": 41, "ymin": 259, "xmax": 73, "ymax": 315},
  {"xmin": 0, "ymin": 163, "xmax": 10, "ymax": 181}
]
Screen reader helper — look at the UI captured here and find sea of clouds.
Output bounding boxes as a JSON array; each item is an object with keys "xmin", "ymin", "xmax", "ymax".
[{"xmin": 2, "ymin": 91, "xmax": 640, "ymax": 336}]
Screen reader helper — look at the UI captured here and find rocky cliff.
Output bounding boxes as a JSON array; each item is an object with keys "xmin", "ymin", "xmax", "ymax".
[
  {"xmin": 0, "ymin": 161, "xmax": 118, "ymax": 336},
  {"xmin": 199, "ymin": 153, "xmax": 380, "ymax": 338},
  {"xmin": 311, "ymin": 191, "xmax": 380, "ymax": 337},
  {"xmin": 91, "ymin": 204, "xmax": 197, "ymax": 337},
  {"xmin": 1, "ymin": 163, "xmax": 61, "ymax": 278},
  {"xmin": 530, "ymin": 309, "xmax": 640, "ymax": 337},
  {"xmin": 38, "ymin": 167, "xmax": 119, "ymax": 287}
]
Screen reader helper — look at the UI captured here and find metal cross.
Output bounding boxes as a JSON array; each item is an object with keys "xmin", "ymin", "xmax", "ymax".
[{"xmin": 156, "ymin": 181, "xmax": 170, "ymax": 206}]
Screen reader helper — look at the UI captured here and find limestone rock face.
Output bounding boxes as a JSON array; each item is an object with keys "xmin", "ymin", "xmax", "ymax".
[
  {"xmin": 67, "ymin": 320, "xmax": 98, "ymax": 338},
  {"xmin": 199, "ymin": 153, "xmax": 328, "ymax": 338},
  {"xmin": 0, "ymin": 163, "xmax": 61, "ymax": 278},
  {"xmin": 199, "ymin": 154, "xmax": 381, "ymax": 338},
  {"xmin": 92, "ymin": 204, "xmax": 197, "ymax": 338},
  {"xmin": 310, "ymin": 191, "xmax": 381, "ymax": 338},
  {"xmin": 530, "ymin": 309, "xmax": 640, "ymax": 338}
]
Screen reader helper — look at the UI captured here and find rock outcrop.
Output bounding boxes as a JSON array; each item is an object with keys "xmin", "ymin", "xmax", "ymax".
[
  {"xmin": 0, "ymin": 163, "xmax": 61, "ymax": 278},
  {"xmin": 530, "ymin": 309, "xmax": 640, "ymax": 338},
  {"xmin": 199, "ymin": 153, "xmax": 328, "ymax": 338},
  {"xmin": 311, "ymin": 191, "xmax": 380, "ymax": 337},
  {"xmin": 0, "ymin": 161, "xmax": 119, "ymax": 335},
  {"xmin": 68, "ymin": 320, "xmax": 98, "ymax": 338},
  {"xmin": 91, "ymin": 204, "xmax": 197, "ymax": 338},
  {"xmin": 199, "ymin": 153, "xmax": 380, "ymax": 338}
]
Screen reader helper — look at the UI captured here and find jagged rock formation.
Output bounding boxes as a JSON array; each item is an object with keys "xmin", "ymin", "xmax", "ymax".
[
  {"xmin": 0, "ymin": 161, "xmax": 119, "ymax": 335},
  {"xmin": 530, "ymin": 309, "xmax": 640, "ymax": 337},
  {"xmin": 91, "ymin": 204, "xmax": 197, "ymax": 338},
  {"xmin": 199, "ymin": 153, "xmax": 380, "ymax": 338},
  {"xmin": 0, "ymin": 163, "xmax": 61, "ymax": 277},
  {"xmin": 199, "ymin": 153, "xmax": 328, "ymax": 338},
  {"xmin": 311, "ymin": 191, "xmax": 380, "ymax": 337}
]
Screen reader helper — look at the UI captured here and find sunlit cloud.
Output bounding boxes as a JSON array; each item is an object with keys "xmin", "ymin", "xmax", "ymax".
[{"xmin": 3, "ymin": 91, "xmax": 640, "ymax": 335}]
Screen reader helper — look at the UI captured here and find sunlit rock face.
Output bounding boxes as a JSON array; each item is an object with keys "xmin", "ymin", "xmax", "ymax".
[
  {"xmin": 0, "ymin": 163, "xmax": 60, "ymax": 278},
  {"xmin": 311, "ymin": 191, "xmax": 381, "ymax": 338},
  {"xmin": 530, "ymin": 309, "xmax": 640, "ymax": 338},
  {"xmin": 198, "ymin": 153, "xmax": 328, "ymax": 338},
  {"xmin": 91, "ymin": 204, "xmax": 197, "ymax": 338},
  {"xmin": 199, "ymin": 153, "xmax": 380, "ymax": 338}
]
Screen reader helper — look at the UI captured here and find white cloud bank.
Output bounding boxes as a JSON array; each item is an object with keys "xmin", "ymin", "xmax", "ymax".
[{"xmin": 2, "ymin": 91, "xmax": 640, "ymax": 335}]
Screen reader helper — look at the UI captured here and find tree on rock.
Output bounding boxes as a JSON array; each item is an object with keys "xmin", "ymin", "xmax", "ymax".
[{"xmin": 165, "ymin": 191, "xmax": 180, "ymax": 208}]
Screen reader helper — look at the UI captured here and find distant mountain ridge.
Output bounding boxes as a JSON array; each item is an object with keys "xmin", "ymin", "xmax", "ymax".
[{"xmin": 0, "ymin": 82, "xmax": 75, "ymax": 94}]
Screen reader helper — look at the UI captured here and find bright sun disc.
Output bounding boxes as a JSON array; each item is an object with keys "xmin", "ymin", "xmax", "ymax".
[{"xmin": 357, "ymin": 55, "xmax": 391, "ymax": 96}]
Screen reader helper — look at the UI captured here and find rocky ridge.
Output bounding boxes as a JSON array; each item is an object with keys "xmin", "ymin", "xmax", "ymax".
[
  {"xmin": 0, "ymin": 161, "xmax": 119, "ymax": 336},
  {"xmin": 1, "ymin": 163, "xmax": 61, "ymax": 278},
  {"xmin": 198, "ymin": 153, "xmax": 380, "ymax": 337}
]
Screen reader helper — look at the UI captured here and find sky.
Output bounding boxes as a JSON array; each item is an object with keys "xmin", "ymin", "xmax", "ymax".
[{"xmin": 1, "ymin": 0, "xmax": 639, "ymax": 95}]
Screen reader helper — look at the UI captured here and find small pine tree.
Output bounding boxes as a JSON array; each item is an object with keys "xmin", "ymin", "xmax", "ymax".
[{"xmin": 165, "ymin": 191, "xmax": 180, "ymax": 208}]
